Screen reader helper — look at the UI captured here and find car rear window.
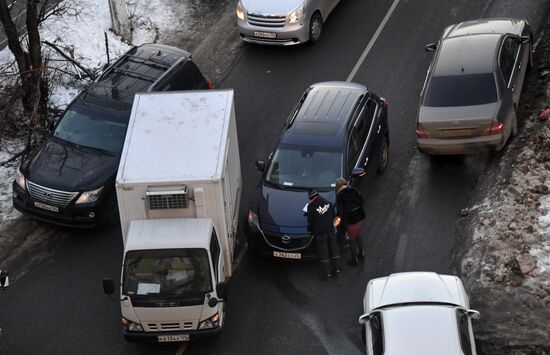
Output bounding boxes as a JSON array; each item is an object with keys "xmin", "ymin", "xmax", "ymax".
[{"xmin": 423, "ymin": 73, "xmax": 498, "ymax": 107}]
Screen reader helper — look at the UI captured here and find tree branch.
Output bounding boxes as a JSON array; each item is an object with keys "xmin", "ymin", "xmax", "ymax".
[{"xmin": 42, "ymin": 40, "xmax": 96, "ymax": 79}]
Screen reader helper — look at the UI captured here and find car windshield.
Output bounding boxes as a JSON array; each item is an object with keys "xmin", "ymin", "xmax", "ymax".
[
  {"xmin": 265, "ymin": 144, "xmax": 342, "ymax": 190},
  {"xmin": 123, "ymin": 249, "xmax": 212, "ymax": 297},
  {"xmin": 423, "ymin": 73, "xmax": 498, "ymax": 107},
  {"xmin": 53, "ymin": 104, "xmax": 127, "ymax": 153}
]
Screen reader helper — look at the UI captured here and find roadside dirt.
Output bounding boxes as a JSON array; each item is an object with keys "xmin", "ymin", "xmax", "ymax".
[{"xmin": 455, "ymin": 22, "xmax": 550, "ymax": 355}]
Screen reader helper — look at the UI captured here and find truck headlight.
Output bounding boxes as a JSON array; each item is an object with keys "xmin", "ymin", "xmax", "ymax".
[
  {"xmin": 198, "ymin": 313, "xmax": 220, "ymax": 329},
  {"xmin": 15, "ymin": 168, "xmax": 26, "ymax": 190},
  {"xmin": 122, "ymin": 318, "xmax": 144, "ymax": 332},
  {"xmin": 236, "ymin": 1, "xmax": 245, "ymax": 20},
  {"xmin": 288, "ymin": 5, "xmax": 304, "ymax": 24},
  {"xmin": 247, "ymin": 209, "xmax": 259, "ymax": 227},
  {"xmin": 75, "ymin": 186, "xmax": 103, "ymax": 204}
]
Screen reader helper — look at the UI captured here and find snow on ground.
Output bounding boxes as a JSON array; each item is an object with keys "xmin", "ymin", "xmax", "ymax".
[{"xmin": 0, "ymin": 0, "xmax": 187, "ymax": 226}]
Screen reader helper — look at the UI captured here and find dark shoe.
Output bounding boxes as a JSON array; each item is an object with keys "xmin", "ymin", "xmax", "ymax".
[
  {"xmin": 347, "ymin": 258, "xmax": 358, "ymax": 267},
  {"xmin": 357, "ymin": 250, "xmax": 365, "ymax": 261}
]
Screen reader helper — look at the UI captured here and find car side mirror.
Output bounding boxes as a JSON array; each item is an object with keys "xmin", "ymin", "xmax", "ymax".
[
  {"xmin": 0, "ymin": 270, "xmax": 9, "ymax": 289},
  {"xmin": 358, "ymin": 313, "xmax": 371, "ymax": 325},
  {"xmin": 255, "ymin": 160, "xmax": 265, "ymax": 172},
  {"xmin": 208, "ymin": 296, "xmax": 219, "ymax": 308},
  {"xmin": 49, "ymin": 120, "xmax": 56, "ymax": 133},
  {"xmin": 216, "ymin": 282, "xmax": 228, "ymax": 300},
  {"xmin": 425, "ymin": 43, "xmax": 437, "ymax": 52},
  {"xmin": 467, "ymin": 309, "xmax": 481, "ymax": 320},
  {"xmin": 351, "ymin": 167, "xmax": 365, "ymax": 177},
  {"xmin": 102, "ymin": 278, "xmax": 114, "ymax": 296}
]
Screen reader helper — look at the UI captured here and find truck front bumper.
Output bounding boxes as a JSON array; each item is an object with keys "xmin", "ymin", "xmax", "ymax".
[{"xmin": 123, "ymin": 327, "xmax": 221, "ymax": 343}]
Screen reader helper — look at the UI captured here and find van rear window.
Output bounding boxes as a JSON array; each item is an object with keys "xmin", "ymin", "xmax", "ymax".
[{"xmin": 424, "ymin": 73, "xmax": 498, "ymax": 107}]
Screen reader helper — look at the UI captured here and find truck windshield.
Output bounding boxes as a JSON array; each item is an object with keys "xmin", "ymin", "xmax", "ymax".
[{"xmin": 123, "ymin": 249, "xmax": 212, "ymax": 297}]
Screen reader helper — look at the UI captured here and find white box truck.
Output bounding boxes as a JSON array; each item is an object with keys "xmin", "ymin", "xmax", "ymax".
[{"xmin": 103, "ymin": 90, "xmax": 241, "ymax": 343}]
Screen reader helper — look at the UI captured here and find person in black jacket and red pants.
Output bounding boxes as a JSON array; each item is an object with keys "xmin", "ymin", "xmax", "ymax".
[
  {"xmin": 335, "ymin": 177, "xmax": 365, "ymax": 266},
  {"xmin": 307, "ymin": 190, "xmax": 342, "ymax": 280}
]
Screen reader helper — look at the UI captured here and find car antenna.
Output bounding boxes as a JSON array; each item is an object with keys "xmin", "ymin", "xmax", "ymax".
[{"xmin": 156, "ymin": 50, "xmax": 162, "ymax": 56}]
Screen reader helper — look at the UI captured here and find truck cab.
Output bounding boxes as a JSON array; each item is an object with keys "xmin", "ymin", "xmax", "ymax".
[{"xmin": 117, "ymin": 218, "xmax": 227, "ymax": 342}]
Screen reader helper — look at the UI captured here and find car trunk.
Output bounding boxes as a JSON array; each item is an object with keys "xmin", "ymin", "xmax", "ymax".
[{"xmin": 419, "ymin": 102, "xmax": 499, "ymax": 139}]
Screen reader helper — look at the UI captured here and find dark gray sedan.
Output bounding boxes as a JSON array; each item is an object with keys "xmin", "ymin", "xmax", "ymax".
[{"xmin": 417, "ymin": 18, "xmax": 532, "ymax": 155}]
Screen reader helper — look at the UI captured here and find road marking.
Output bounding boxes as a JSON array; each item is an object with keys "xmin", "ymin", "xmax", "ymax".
[
  {"xmin": 346, "ymin": 0, "xmax": 401, "ymax": 82},
  {"xmin": 175, "ymin": 341, "xmax": 188, "ymax": 355}
]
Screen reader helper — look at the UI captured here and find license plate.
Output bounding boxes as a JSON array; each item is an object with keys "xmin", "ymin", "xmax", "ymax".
[
  {"xmin": 441, "ymin": 129, "xmax": 473, "ymax": 137},
  {"xmin": 254, "ymin": 31, "xmax": 276, "ymax": 39},
  {"xmin": 273, "ymin": 251, "xmax": 301, "ymax": 259},
  {"xmin": 158, "ymin": 334, "xmax": 189, "ymax": 342},
  {"xmin": 34, "ymin": 202, "xmax": 59, "ymax": 213}
]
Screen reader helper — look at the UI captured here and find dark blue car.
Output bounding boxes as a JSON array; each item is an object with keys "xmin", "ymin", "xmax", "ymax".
[{"xmin": 245, "ymin": 81, "xmax": 390, "ymax": 259}]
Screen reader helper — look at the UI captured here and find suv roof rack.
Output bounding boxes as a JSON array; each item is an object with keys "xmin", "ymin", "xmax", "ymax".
[
  {"xmin": 122, "ymin": 54, "xmax": 172, "ymax": 70},
  {"xmin": 110, "ymin": 68, "xmax": 157, "ymax": 82}
]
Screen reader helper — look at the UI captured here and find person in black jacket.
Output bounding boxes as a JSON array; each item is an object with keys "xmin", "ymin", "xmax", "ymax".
[
  {"xmin": 307, "ymin": 190, "xmax": 341, "ymax": 279},
  {"xmin": 335, "ymin": 177, "xmax": 365, "ymax": 266}
]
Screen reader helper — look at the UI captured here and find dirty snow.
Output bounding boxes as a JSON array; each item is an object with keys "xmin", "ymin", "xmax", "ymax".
[{"xmin": 0, "ymin": 0, "xmax": 186, "ymax": 227}]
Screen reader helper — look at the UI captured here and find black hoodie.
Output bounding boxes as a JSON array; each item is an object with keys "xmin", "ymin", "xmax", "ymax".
[{"xmin": 307, "ymin": 195, "xmax": 336, "ymax": 235}]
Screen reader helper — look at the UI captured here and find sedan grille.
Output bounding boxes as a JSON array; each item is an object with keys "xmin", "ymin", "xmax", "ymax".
[
  {"xmin": 247, "ymin": 13, "xmax": 286, "ymax": 27},
  {"xmin": 26, "ymin": 180, "xmax": 78, "ymax": 207},
  {"xmin": 263, "ymin": 232, "xmax": 313, "ymax": 251}
]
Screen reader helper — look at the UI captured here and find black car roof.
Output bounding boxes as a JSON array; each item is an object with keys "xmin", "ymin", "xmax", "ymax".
[
  {"xmin": 281, "ymin": 82, "xmax": 366, "ymax": 147},
  {"xmin": 80, "ymin": 44, "xmax": 190, "ymax": 108}
]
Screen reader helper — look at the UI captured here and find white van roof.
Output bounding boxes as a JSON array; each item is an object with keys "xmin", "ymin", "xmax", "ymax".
[
  {"xmin": 125, "ymin": 218, "xmax": 213, "ymax": 251},
  {"xmin": 117, "ymin": 90, "xmax": 234, "ymax": 185}
]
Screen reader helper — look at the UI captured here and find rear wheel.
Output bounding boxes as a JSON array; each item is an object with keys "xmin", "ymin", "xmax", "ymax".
[
  {"xmin": 511, "ymin": 111, "xmax": 518, "ymax": 137},
  {"xmin": 377, "ymin": 136, "xmax": 389, "ymax": 173},
  {"xmin": 309, "ymin": 12, "xmax": 323, "ymax": 43}
]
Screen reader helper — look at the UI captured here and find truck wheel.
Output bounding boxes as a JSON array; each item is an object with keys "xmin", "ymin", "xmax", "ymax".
[{"xmin": 105, "ymin": 195, "xmax": 120, "ymax": 227}]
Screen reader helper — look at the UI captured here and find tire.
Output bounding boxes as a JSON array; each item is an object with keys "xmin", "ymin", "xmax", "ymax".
[
  {"xmin": 511, "ymin": 110, "xmax": 518, "ymax": 137},
  {"xmin": 361, "ymin": 324, "xmax": 366, "ymax": 345},
  {"xmin": 377, "ymin": 136, "xmax": 389, "ymax": 173},
  {"xmin": 309, "ymin": 12, "xmax": 323, "ymax": 44}
]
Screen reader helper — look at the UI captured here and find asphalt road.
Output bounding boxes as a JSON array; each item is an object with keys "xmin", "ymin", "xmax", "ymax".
[{"xmin": 1, "ymin": 1, "xmax": 549, "ymax": 354}]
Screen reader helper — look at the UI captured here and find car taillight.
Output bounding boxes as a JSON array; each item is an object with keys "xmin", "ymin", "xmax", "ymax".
[
  {"xmin": 207, "ymin": 80, "xmax": 213, "ymax": 89},
  {"xmin": 381, "ymin": 97, "xmax": 388, "ymax": 109},
  {"xmin": 416, "ymin": 124, "xmax": 430, "ymax": 138},
  {"xmin": 482, "ymin": 120, "xmax": 504, "ymax": 136}
]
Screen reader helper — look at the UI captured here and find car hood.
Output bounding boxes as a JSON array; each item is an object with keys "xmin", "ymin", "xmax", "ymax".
[
  {"xmin": 255, "ymin": 184, "xmax": 333, "ymax": 234},
  {"xmin": 364, "ymin": 272, "xmax": 468, "ymax": 312},
  {"xmin": 23, "ymin": 138, "xmax": 119, "ymax": 191},
  {"xmin": 242, "ymin": 0, "xmax": 303, "ymax": 15}
]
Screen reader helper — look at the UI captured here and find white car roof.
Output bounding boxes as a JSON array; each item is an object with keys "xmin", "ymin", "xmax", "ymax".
[
  {"xmin": 383, "ymin": 305, "xmax": 463, "ymax": 355},
  {"xmin": 365, "ymin": 272, "xmax": 468, "ymax": 312},
  {"xmin": 125, "ymin": 218, "xmax": 213, "ymax": 252}
]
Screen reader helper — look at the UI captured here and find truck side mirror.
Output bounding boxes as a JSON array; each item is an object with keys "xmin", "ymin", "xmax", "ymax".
[
  {"xmin": 358, "ymin": 313, "xmax": 371, "ymax": 325},
  {"xmin": 255, "ymin": 160, "xmax": 265, "ymax": 172},
  {"xmin": 216, "ymin": 282, "xmax": 228, "ymax": 300},
  {"xmin": 102, "ymin": 278, "xmax": 114, "ymax": 296},
  {"xmin": 425, "ymin": 43, "xmax": 437, "ymax": 52},
  {"xmin": 0, "ymin": 270, "xmax": 9, "ymax": 289},
  {"xmin": 467, "ymin": 309, "xmax": 481, "ymax": 320}
]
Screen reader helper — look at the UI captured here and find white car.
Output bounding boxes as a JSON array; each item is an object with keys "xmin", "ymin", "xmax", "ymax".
[{"xmin": 359, "ymin": 272, "xmax": 480, "ymax": 355}]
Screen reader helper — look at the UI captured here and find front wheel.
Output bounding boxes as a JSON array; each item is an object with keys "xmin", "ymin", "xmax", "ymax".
[
  {"xmin": 309, "ymin": 12, "xmax": 323, "ymax": 43},
  {"xmin": 377, "ymin": 136, "xmax": 389, "ymax": 173}
]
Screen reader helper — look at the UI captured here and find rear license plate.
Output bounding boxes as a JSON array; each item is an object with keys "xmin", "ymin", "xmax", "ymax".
[
  {"xmin": 34, "ymin": 202, "xmax": 59, "ymax": 213},
  {"xmin": 158, "ymin": 334, "xmax": 189, "ymax": 342},
  {"xmin": 254, "ymin": 31, "xmax": 276, "ymax": 39},
  {"xmin": 441, "ymin": 129, "xmax": 473, "ymax": 137},
  {"xmin": 273, "ymin": 251, "xmax": 301, "ymax": 259}
]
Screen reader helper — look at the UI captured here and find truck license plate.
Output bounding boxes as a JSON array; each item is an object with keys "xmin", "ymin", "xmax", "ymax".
[
  {"xmin": 254, "ymin": 31, "xmax": 276, "ymax": 39},
  {"xmin": 158, "ymin": 334, "xmax": 189, "ymax": 342},
  {"xmin": 273, "ymin": 251, "xmax": 301, "ymax": 259},
  {"xmin": 34, "ymin": 202, "xmax": 59, "ymax": 213}
]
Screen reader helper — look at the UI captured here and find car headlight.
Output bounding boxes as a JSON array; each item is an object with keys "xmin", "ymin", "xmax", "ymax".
[
  {"xmin": 247, "ymin": 209, "xmax": 259, "ymax": 227},
  {"xmin": 236, "ymin": 1, "xmax": 245, "ymax": 20},
  {"xmin": 288, "ymin": 5, "xmax": 304, "ymax": 24},
  {"xmin": 199, "ymin": 313, "xmax": 220, "ymax": 329},
  {"xmin": 75, "ymin": 186, "xmax": 104, "ymax": 204},
  {"xmin": 122, "ymin": 318, "xmax": 144, "ymax": 332},
  {"xmin": 15, "ymin": 168, "xmax": 26, "ymax": 190}
]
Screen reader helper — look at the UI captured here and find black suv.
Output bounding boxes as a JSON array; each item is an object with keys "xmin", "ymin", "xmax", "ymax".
[
  {"xmin": 246, "ymin": 81, "xmax": 389, "ymax": 259},
  {"xmin": 13, "ymin": 43, "xmax": 209, "ymax": 227}
]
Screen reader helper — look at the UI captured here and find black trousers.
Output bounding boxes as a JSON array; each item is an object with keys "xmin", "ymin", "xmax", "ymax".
[{"xmin": 315, "ymin": 231, "xmax": 341, "ymax": 274}]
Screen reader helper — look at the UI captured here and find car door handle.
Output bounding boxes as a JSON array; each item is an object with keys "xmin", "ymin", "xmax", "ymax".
[
  {"xmin": 518, "ymin": 62, "xmax": 522, "ymax": 70},
  {"xmin": 364, "ymin": 157, "xmax": 369, "ymax": 166},
  {"xmin": 511, "ymin": 85, "xmax": 516, "ymax": 92},
  {"xmin": 377, "ymin": 125, "xmax": 381, "ymax": 134}
]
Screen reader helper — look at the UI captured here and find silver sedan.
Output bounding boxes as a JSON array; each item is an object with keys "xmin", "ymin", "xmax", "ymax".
[
  {"xmin": 236, "ymin": 0, "xmax": 341, "ymax": 45},
  {"xmin": 417, "ymin": 18, "xmax": 533, "ymax": 155}
]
